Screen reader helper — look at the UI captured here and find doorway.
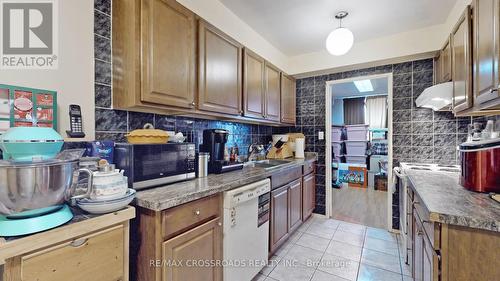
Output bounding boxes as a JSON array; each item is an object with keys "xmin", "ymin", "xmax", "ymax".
[{"xmin": 325, "ymin": 74, "xmax": 394, "ymax": 230}]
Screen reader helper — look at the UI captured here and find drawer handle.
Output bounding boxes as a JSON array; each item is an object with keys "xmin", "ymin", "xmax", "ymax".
[
  {"xmin": 194, "ymin": 210, "xmax": 201, "ymax": 216},
  {"xmin": 70, "ymin": 238, "xmax": 88, "ymax": 248},
  {"xmin": 490, "ymin": 88, "xmax": 498, "ymax": 94}
]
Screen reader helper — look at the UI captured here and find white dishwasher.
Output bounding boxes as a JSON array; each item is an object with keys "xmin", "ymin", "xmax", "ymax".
[{"xmin": 223, "ymin": 178, "xmax": 270, "ymax": 281}]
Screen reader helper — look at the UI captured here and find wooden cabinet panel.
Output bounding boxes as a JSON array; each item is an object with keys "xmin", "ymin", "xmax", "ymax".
[
  {"xmin": 441, "ymin": 39, "xmax": 452, "ymax": 83},
  {"xmin": 21, "ymin": 226, "xmax": 124, "ymax": 281},
  {"xmin": 451, "ymin": 6, "xmax": 473, "ymax": 113},
  {"xmin": 302, "ymin": 173, "xmax": 316, "ymax": 221},
  {"xmin": 243, "ymin": 49, "xmax": 265, "ymax": 119},
  {"xmin": 161, "ymin": 194, "xmax": 220, "ymax": 240},
  {"xmin": 288, "ymin": 179, "xmax": 302, "ymax": 232},
  {"xmin": 413, "ymin": 212, "xmax": 424, "ymax": 281},
  {"xmin": 141, "ymin": 0, "xmax": 196, "ymax": 109},
  {"xmin": 265, "ymin": 62, "xmax": 281, "ymax": 122},
  {"xmin": 198, "ymin": 20, "xmax": 242, "ymax": 115},
  {"xmin": 281, "ymin": 73, "xmax": 296, "ymax": 124},
  {"xmin": 473, "ymin": 0, "xmax": 500, "ymax": 108},
  {"xmin": 270, "ymin": 185, "xmax": 289, "ymax": 253},
  {"xmin": 162, "ymin": 218, "xmax": 222, "ymax": 281}
]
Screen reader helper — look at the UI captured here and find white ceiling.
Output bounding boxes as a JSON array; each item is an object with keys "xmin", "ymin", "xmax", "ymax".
[
  {"xmin": 219, "ymin": 0, "xmax": 458, "ymax": 56},
  {"xmin": 331, "ymin": 77, "xmax": 388, "ymax": 98}
]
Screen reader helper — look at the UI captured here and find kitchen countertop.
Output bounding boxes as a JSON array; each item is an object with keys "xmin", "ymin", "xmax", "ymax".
[
  {"xmin": 406, "ymin": 170, "xmax": 500, "ymax": 232},
  {"xmin": 134, "ymin": 154, "xmax": 317, "ymax": 211}
]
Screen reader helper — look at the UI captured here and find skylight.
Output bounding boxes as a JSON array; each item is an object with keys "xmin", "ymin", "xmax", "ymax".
[{"xmin": 354, "ymin": 79, "xmax": 374, "ymax": 92}]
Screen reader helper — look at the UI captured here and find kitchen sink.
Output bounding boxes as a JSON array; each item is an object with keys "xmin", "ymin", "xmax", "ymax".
[{"xmin": 244, "ymin": 159, "xmax": 294, "ymax": 170}]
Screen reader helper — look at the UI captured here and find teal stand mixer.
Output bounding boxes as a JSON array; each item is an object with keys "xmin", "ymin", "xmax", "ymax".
[{"xmin": 0, "ymin": 127, "xmax": 93, "ymax": 236}]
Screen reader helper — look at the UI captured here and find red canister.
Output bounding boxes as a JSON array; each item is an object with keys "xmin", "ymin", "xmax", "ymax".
[{"xmin": 459, "ymin": 138, "xmax": 500, "ymax": 193}]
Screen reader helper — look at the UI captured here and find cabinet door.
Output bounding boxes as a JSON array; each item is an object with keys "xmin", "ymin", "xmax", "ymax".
[
  {"xmin": 302, "ymin": 173, "xmax": 316, "ymax": 221},
  {"xmin": 265, "ymin": 62, "xmax": 281, "ymax": 122},
  {"xmin": 141, "ymin": 0, "xmax": 196, "ymax": 109},
  {"xmin": 422, "ymin": 235, "xmax": 438, "ymax": 281},
  {"xmin": 451, "ymin": 6, "xmax": 473, "ymax": 113},
  {"xmin": 281, "ymin": 74, "xmax": 296, "ymax": 124},
  {"xmin": 288, "ymin": 179, "xmax": 302, "ymax": 232},
  {"xmin": 20, "ymin": 226, "xmax": 124, "ymax": 281},
  {"xmin": 412, "ymin": 212, "xmax": 424, "ymax": 281},
  {"xmin": 270, "ymin": 185, "xmax": 289, "ymax": 253},
  {"xmin": 441, "ymin": 39, "xmax": 452, "ymax": 82},
  {"xmin": 473, "ymin": 0, "xmax": 500, "ymax": 107},
  {"xmin": 243, "ymin": 49, "xmax": 265, "ymax": 119},
  {"xmin": 198, "ymin": 20, "xmax": 242, "ymax": 115},
  {"xmin": 434, "ymin": 54, "xmax": 443, "ymax": 84},
  {"xmin": 162, "ymin": 218, "xmax": 222, "ymax": 281}
]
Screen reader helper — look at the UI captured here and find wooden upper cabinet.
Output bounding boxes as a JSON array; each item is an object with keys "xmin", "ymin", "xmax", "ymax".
[
  {"xmin": 141, "ymin": 0, "xmax": 196, "ymax": 108},
  {"xmin": 451, "ymin": 6, "xmax": 473, "ymax": 113},
  {"xmin": 265, "ymin": 62, "xmax": 281, "ymax": 122},
  {"xmin": 243, "ymin": 49, "xmax": 266, "ymax": 119},
  {"xmin": 112, "ymin": 0, "xmax": 196, "ymax": 112},
  {"xmin": 441, "ymin": 38, "xmax": 453, "ymax": 83},
  {"xmin": 198, "ymin": 20, "xmax": 243, "ymax": 115},
  {"xmin": 281, "ymin": 74, "xmax": 296, "ymax": 124},
  {"xmin": 473, "ymin": 0, "xmax": 500, "ymax": 109}
]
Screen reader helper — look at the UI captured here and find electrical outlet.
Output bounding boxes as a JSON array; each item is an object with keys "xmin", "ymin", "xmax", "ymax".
[{"xmin": 318, "ymin": 131, "xmax": 324, "ymax": 140}]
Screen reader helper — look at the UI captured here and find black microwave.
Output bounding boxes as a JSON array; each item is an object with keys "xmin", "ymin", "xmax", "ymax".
[{"xmin": 114, "ymin": 143, "xmax": 196, "ymax": 190}]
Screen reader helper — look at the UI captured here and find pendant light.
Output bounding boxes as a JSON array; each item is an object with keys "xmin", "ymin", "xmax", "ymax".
[{"xmin": 326, "ymin": 11, "xmax": 354, "ymax": 56}]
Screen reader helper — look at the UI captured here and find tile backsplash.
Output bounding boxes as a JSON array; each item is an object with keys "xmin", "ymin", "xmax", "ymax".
[{"xmin": 93, "ymin": 0, "xmax": 274, "ymax": 155}]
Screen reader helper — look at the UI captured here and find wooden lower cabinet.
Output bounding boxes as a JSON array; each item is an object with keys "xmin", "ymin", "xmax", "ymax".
[
  {"xmin": 270, "ymin": 185, "xmax": 290, "ymax": 253},
  {"xmin": 409, "ymin": 188, "xmax": 500, "ymax": 281},
  {"xmin": 132, "ymin": 195, "xmax": 222, "ymax": 281},
  {"xmin": 162, "ymin": 218, "xmax": 222, "ymax": 281},
  {"xmin": 2, "ymin": 207, "xmax": 134, "ymax": 281},
  {"xmin": 269, "ymin": 163, "xmax": 316, "ymax": 255},
  {"xmin": 288, "ymin": 179, "xmax": 303, "ymax": 233},
  {"xmin": 302, "ymin": 172, "xmax": 315, "ymax": 221}
]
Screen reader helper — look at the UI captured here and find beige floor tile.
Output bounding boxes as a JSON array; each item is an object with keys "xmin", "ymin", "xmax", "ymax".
[
  {"xmin": 260, "ymin": 255, "xmax": 281, "ymax": 276},
  {"xmin": 357, "ymin": 263, "xmax": 403, "ymax": 281},
  {"xmin": 317, "ymin": 254, "xmax": 360, "ymax": 281},
  {"xmin": 361, "ymin": 248, "xmax": 402, "ymax": 274},
  {"xmin": 325, "ymin": 240, "xmax": 363, "ymax": 262},
  {"xmin": 296, "ymin": 233, "xmax": 331, "ymax": 252},
  {"xmin": 338, "ymin": 222, "xmax": 366, "ymax": 235},
  {"xmin": 268, "ymin": 258, "xmax": 316, "ymax": 281},
  {"xmin": 288, "ymin": 230, "xmax": 304, "ymax": 243},
  {"xmin": 366, "ymin": 227, "xmax": 397, "ymax": 243},
  {"xmin": 363, "ymin": 236, "xmax": 399, "ymax": 256},
  {"xmin": 306, "ymin": 223, "xmax": 337, "ymax": 239},
  {"xmin": 274, "ymin": 240, "xmax": 294, "ymax": 257},
  {"xmin": 332, "ymin": 230, "xmax": 365, "ymax": 247},
  {"xmin": 296, "ymin": 222, "xmax": 311, "ymax": 232},
  {"xmin": 252, "ymin": 273, "xmax": 268, "ymax": 281},
  {"xmin": 311, "ymin": 270, "xmax": 350, "ymax": 281},
  {"xmin": 311, "ymin": 217, "xmax": 341, "ymax": 230},
  {"xmin": 283, "ymin": 244, "xmax": 324, "ymax": 266}
]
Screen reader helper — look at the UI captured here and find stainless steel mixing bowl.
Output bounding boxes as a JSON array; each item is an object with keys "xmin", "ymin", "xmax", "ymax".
[{"xmin": 0, "ymin": 158, "xmax": 93, "ymax": 215}]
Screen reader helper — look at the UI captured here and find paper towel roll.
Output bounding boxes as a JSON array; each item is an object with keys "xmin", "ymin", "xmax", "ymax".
[{"xmin": 295, "ymin": 138, "xmax": 305, "ymax": 158}]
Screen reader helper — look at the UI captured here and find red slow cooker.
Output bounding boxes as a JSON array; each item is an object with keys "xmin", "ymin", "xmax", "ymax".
[{"xmin": 459, "ymin": 138, "xmax": 500, "ymax": 193}]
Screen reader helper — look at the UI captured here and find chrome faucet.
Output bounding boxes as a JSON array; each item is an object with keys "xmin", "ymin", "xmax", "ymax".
[{"xmin": 247, "ymin": 144, "xmax": 265, "ymax": 161}]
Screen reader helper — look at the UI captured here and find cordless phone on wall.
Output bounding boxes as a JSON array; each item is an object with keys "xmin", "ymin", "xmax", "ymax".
[{"xmin": 66, "ymin": 104, "xmax": 85, "ymax": 138}]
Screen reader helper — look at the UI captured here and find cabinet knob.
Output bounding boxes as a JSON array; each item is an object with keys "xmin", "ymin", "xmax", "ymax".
[
  {"xmin": 490, "ymin": 88, "xmax": 499, "ymax": 94},
  {"xmin": 417, "ymin": 230, "xmax": 423, "ymax": 236},
  {"xmin": 191, "ymin": 101, "xmax": 196, "ymax": 106},
  {"xmin": 218, "ymin": 222, "xmax": 222, "ymax": 226},
  {"xmin": 194, "ymin": 210, "xmax": 200, "ymax": 216},
  {"xmin": 70, "ymin": 238, "xmax": 88, "ymax": 247}
]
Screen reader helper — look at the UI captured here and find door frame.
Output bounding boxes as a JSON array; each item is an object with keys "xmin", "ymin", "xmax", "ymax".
[{"xmin": 324, "ymin": 73, "xmax": 394, "ymax": 231}]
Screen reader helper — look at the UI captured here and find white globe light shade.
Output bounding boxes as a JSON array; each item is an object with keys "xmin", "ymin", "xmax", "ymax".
[{"xmin": 325, "ymin": 27, "xmax": 354, "ymax": 56}]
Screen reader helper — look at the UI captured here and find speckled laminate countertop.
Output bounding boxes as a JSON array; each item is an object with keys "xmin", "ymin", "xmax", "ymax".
[
  {"xmin": 134, "ymin": 154, "xmax": 317, "ymax": 211},
  {"xmin": 406, "ymin": 170, "xmax": 500, "ymax": 232}
]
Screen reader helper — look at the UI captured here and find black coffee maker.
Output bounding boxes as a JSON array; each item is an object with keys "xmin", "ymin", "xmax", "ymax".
[{"xmin": 199, "ymin": 129, "xmax": 243, "ymax": 174}]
